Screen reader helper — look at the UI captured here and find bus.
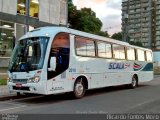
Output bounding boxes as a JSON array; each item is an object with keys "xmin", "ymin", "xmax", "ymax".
[{"xmin": 7, "ymin": 27, "xmax": 153, "ymax": 98}]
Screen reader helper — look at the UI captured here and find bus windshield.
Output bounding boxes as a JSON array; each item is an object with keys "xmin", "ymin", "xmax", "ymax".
[{"xmin": 8, "ymin": 37, "xmax": 49, "ymax": 72}]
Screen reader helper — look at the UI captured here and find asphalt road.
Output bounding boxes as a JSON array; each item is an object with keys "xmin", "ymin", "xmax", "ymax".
[{"xmin": 0, "ymin": 77, "xmax": 160, "ymax": 114}]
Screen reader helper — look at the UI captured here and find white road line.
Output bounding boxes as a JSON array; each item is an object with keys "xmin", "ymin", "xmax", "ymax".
[
  {"xmin": 127, "ymin": 97, "xmax": 160, "ymax": 111},
  {"xmin": 0, "ymin": 105, "xmax": 26, "ymax": 112},
  {"xmin": 0, "ymin": 101, "xmax": 27, "ymax": 106}
]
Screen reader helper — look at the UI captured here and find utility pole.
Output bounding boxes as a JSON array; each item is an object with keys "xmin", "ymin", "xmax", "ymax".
[
  {"xmin": 149, "ymin": 0, "xmax": 152, "ymax": 49},
  {"xmin": 152, "ymin": 1, "xmax": 156, "ymax": 51},
  {"xmin": 25, "ymin": 0, "xmax": 30, "ymax": 32},
  {"xmin": 123, "ymin": 13, "xmax": 128, "ymax": 42}
]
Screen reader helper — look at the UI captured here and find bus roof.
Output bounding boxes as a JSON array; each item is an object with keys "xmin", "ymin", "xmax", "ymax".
[{"xmin": 21, "ymin": 26, "xmax": 151, "ymax": 51}]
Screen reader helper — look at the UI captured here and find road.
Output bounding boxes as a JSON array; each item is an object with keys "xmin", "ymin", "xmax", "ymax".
[{"xmin": 0, "ymin": 77, "xmax": 160, "ymax": 115}]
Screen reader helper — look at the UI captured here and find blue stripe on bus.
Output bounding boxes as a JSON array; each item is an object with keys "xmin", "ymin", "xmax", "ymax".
[
  {"xmin": 134, "ymin": 63, "xmax": 153, "ymax": 71},
  {"xmin": 141, "ymin": 63, "xmax": 153, "ymax": 71}
]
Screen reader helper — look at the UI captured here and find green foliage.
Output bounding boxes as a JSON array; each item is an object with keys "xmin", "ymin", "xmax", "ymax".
[
  {"xmin": 111, "ymin": 32, "xmax": 122, "ymax": 41},
  {"xmin": 129, "ymin": 41, "xmax": 143, "ymax": 47},
  {"xmin": 95, "ymin": 31, "xmax": 109, "ymax": 37},
  {"xmin": 111, "ymin": 31, "xmax": 143, "ymax": 47},
  {"xmin": 68, "ymin": 0, "xmax": 72, "ymax": 3},
  {"xmin": 0, "ymin": 79, "xmax": 7, "ymax": 85},
  {"xmin": 68, "ymin": 1, "xmax": 106, "ymax": 37},
  {"xmin": 77, "ymin": 14, "xmax": 102, "ymax": 33}
]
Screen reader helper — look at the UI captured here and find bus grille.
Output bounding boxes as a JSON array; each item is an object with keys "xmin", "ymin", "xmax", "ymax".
[{"xmin": 13, "ymin": 79, "xmax": 28, "ymax": 84}]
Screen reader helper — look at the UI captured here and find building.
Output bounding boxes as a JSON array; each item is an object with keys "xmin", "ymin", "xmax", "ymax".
[
  {"xmin": 0, "ymin": 0, "xmax": 68, "ymax": 75},
  {"xmin": 122, "ymin": 0, "xmax": 157, "ymax": 50},
  {"xmin": 156, "ymin": 0, "xmax": 160, "ymax": 49}
]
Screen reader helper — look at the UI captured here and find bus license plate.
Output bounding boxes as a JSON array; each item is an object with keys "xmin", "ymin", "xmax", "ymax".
[{"xmin": 16, "ymin": 84, "xmax": 22, "ymax": 88}]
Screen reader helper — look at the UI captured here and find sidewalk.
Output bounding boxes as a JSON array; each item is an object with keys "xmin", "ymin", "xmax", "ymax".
[{"xmin": 0, "ymin": 85, "xmax": 15, "ymax": 97}]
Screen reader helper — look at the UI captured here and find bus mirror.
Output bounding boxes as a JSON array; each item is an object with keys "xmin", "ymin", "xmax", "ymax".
[{"xmin": 49, "ymin": 57, "xmax": 56, "ymax": 71}]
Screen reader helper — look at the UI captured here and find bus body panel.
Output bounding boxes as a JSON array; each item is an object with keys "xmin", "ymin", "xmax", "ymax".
[{"xmin": 7, "ymin": 27, "xmax": 154, "ymax": 96}]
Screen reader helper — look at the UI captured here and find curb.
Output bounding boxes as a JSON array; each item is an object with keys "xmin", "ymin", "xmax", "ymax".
[{"xmin": 0, "ymin": 94, "xmax": 16, "ymax": 101}]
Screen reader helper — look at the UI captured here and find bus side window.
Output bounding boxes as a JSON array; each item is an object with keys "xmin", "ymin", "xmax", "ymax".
[
  {"xmin": 75, "ymin": 36, "xmax": 95, "ymax": 57},
  {"xmin": 146, "ymin": 51, "xmax": 152, "ymax": 61},
  {"xmin": 112, "ymin": 44, "xmax": 125, "ymax": 59},
  {"xmin": 127, "ymin": 47, "xmax": 135, "ymax": 60},
  {"xmin": 137, "ymin": 49, "xmax": 145, "ymax": 61},
  {"xmin": 97, "ymin": 41, "xmax": 112, "ymax": 58},
  {"xmin": 52, "ymin": 33, "xmax": 69, "ymax": 49},
  {"xmin": 48, "ymin": 32, "xmax": 70, "ymax": 79},
  {"xmin": 51, "ymin": 32, "xmax": 70, "ymax": 64}
]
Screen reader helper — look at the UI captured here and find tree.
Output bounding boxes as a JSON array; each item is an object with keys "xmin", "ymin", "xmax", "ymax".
[
  {"xmin": 111, "ymin": 31, "xmax": 143, "ymax": 47},
  {"xmin": 96, "ymin": 31, "xmax": 109, "ymax": 37},
  {"xmin": 68, "ymin": 1, "xmax": 107, "ymax": 37},
  {"xmin": 111, "ymin": 32, "xmax": 122, "ymax": 41},
  {"xmin": 75, "ymin": 8, "xmax": 102, "ymax": 33},
  {"xmin": 129, "ymin": 41, "xmax": 143, "ymax": 47},
  {"xmin": 68, "ymin": 0, "xmax": 79, "ymax": 28}
]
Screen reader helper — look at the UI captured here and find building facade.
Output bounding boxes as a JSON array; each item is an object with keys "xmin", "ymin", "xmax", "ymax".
[
  {"xmin": 0, "ymin": 0, "xmax": 67, "ymax": 74},
  {"xmin": 156, "ymin": 0, "xmax": 160, "ymax": 49},
  {"xmin": 122, "ymin": 0, "xmax": 157, "ymax": 50}
]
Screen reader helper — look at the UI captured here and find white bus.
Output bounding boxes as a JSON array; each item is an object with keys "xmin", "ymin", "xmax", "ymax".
[{"xmin": 7, "ymin": 27, "xmax": 153, "ymax": 98}]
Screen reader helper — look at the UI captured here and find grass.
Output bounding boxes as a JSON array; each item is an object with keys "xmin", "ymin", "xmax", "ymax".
[{"xmin": 0, "ymin": 79, "xmax": 7, "ymax": 85}]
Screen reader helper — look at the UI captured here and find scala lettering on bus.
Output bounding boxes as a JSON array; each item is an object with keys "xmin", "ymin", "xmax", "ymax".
[{"xmin": 108, "ymin": 63, "xmax": 130, "ymax": 69}]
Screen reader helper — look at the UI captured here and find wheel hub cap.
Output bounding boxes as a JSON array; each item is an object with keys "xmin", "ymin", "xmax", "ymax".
[{"xmin": 75, "ymin": 83, "xmax": 83, "ymax": 95}]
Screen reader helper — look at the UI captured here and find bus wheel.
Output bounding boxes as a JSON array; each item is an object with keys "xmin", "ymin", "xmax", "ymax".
[
  {"xmin": 17, "ymin": 92, "xmax": 21, "ymax": 96},
  {"xmin": 73, "ymin": 78, "xmax": 86, "ymax": 99},
  {"xmin": 130, "ymin": 75, "xmax": 138, "ymax": 89}
]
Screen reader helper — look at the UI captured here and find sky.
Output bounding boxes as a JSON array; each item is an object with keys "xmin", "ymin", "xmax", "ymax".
[{"xmin": 72, "ymin": 0, "xmax": 122, "ymax": 36}]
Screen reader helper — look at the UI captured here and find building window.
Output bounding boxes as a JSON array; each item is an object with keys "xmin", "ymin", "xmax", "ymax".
[
  {"xmin": 17, "ymin": 0, "xmax": 26, "ymax": 15},
  {"xmin": 0, "ymin": 21, "xmax": 14, "ymax": 57},
  {"xmin": 17, "ymin": 0, "xmax": 39, "ymax": 18},
  {"xmin": 30, "ymin": 0, "xmax": 39, "ymax": 18}
]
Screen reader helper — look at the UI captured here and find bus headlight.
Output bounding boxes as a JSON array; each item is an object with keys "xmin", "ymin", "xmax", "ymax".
[
  {"xmin": 28, "ymin": 76, "xmax": 40, "ymax": 83},
  {"xmin": 7, "ymin": 77, "xmax": 12, "ymax": 82},
  {"xmin": 34, "ymin": 76, "xmax": 40, "ymax": 82}
]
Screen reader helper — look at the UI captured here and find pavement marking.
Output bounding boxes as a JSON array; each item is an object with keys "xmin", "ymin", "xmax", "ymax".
[
  {"xmin": 0, "ymin": 105, "xmax": 26, "ymax": 112},
  {"xmin": 0, "ymin": 101, "xmax": 27, "ymax": 112},
  {"xmin": 5, "ymin": 102, "xmax": 27, "ymax": 106},
  {"xmin": 126, "ymin": 97, "xmax": 160, "ymax": 111},
  {"xmin": 0, "ymin": 100, "xmax": 27, "ymax": 106}
]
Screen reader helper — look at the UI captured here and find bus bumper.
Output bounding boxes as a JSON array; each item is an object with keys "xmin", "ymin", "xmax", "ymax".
[{"xmin": 7, "ymin": 82, "xmax": 47, "ymax": 95}]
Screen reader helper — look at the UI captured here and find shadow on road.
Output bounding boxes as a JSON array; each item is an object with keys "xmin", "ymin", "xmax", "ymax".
[
  {"xmin": 85, "ymin": 84, "xmax": 149, "ymax": 97},
  {"xmin": 12, "ymin": 84, "xmax": 150, "ymax": 105}
]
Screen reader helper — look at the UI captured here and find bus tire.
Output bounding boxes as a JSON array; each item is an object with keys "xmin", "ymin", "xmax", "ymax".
[
  {"xmin": 73, "ymin": 78, "xmax": 86, "ymax": 99},
  {"xmin": 130, "ymin": 75, "xmax": 138, "ymax": 89},
  {"xmin": 17, "ymin": 92, "xmax": 21, "ymax": 96}
]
